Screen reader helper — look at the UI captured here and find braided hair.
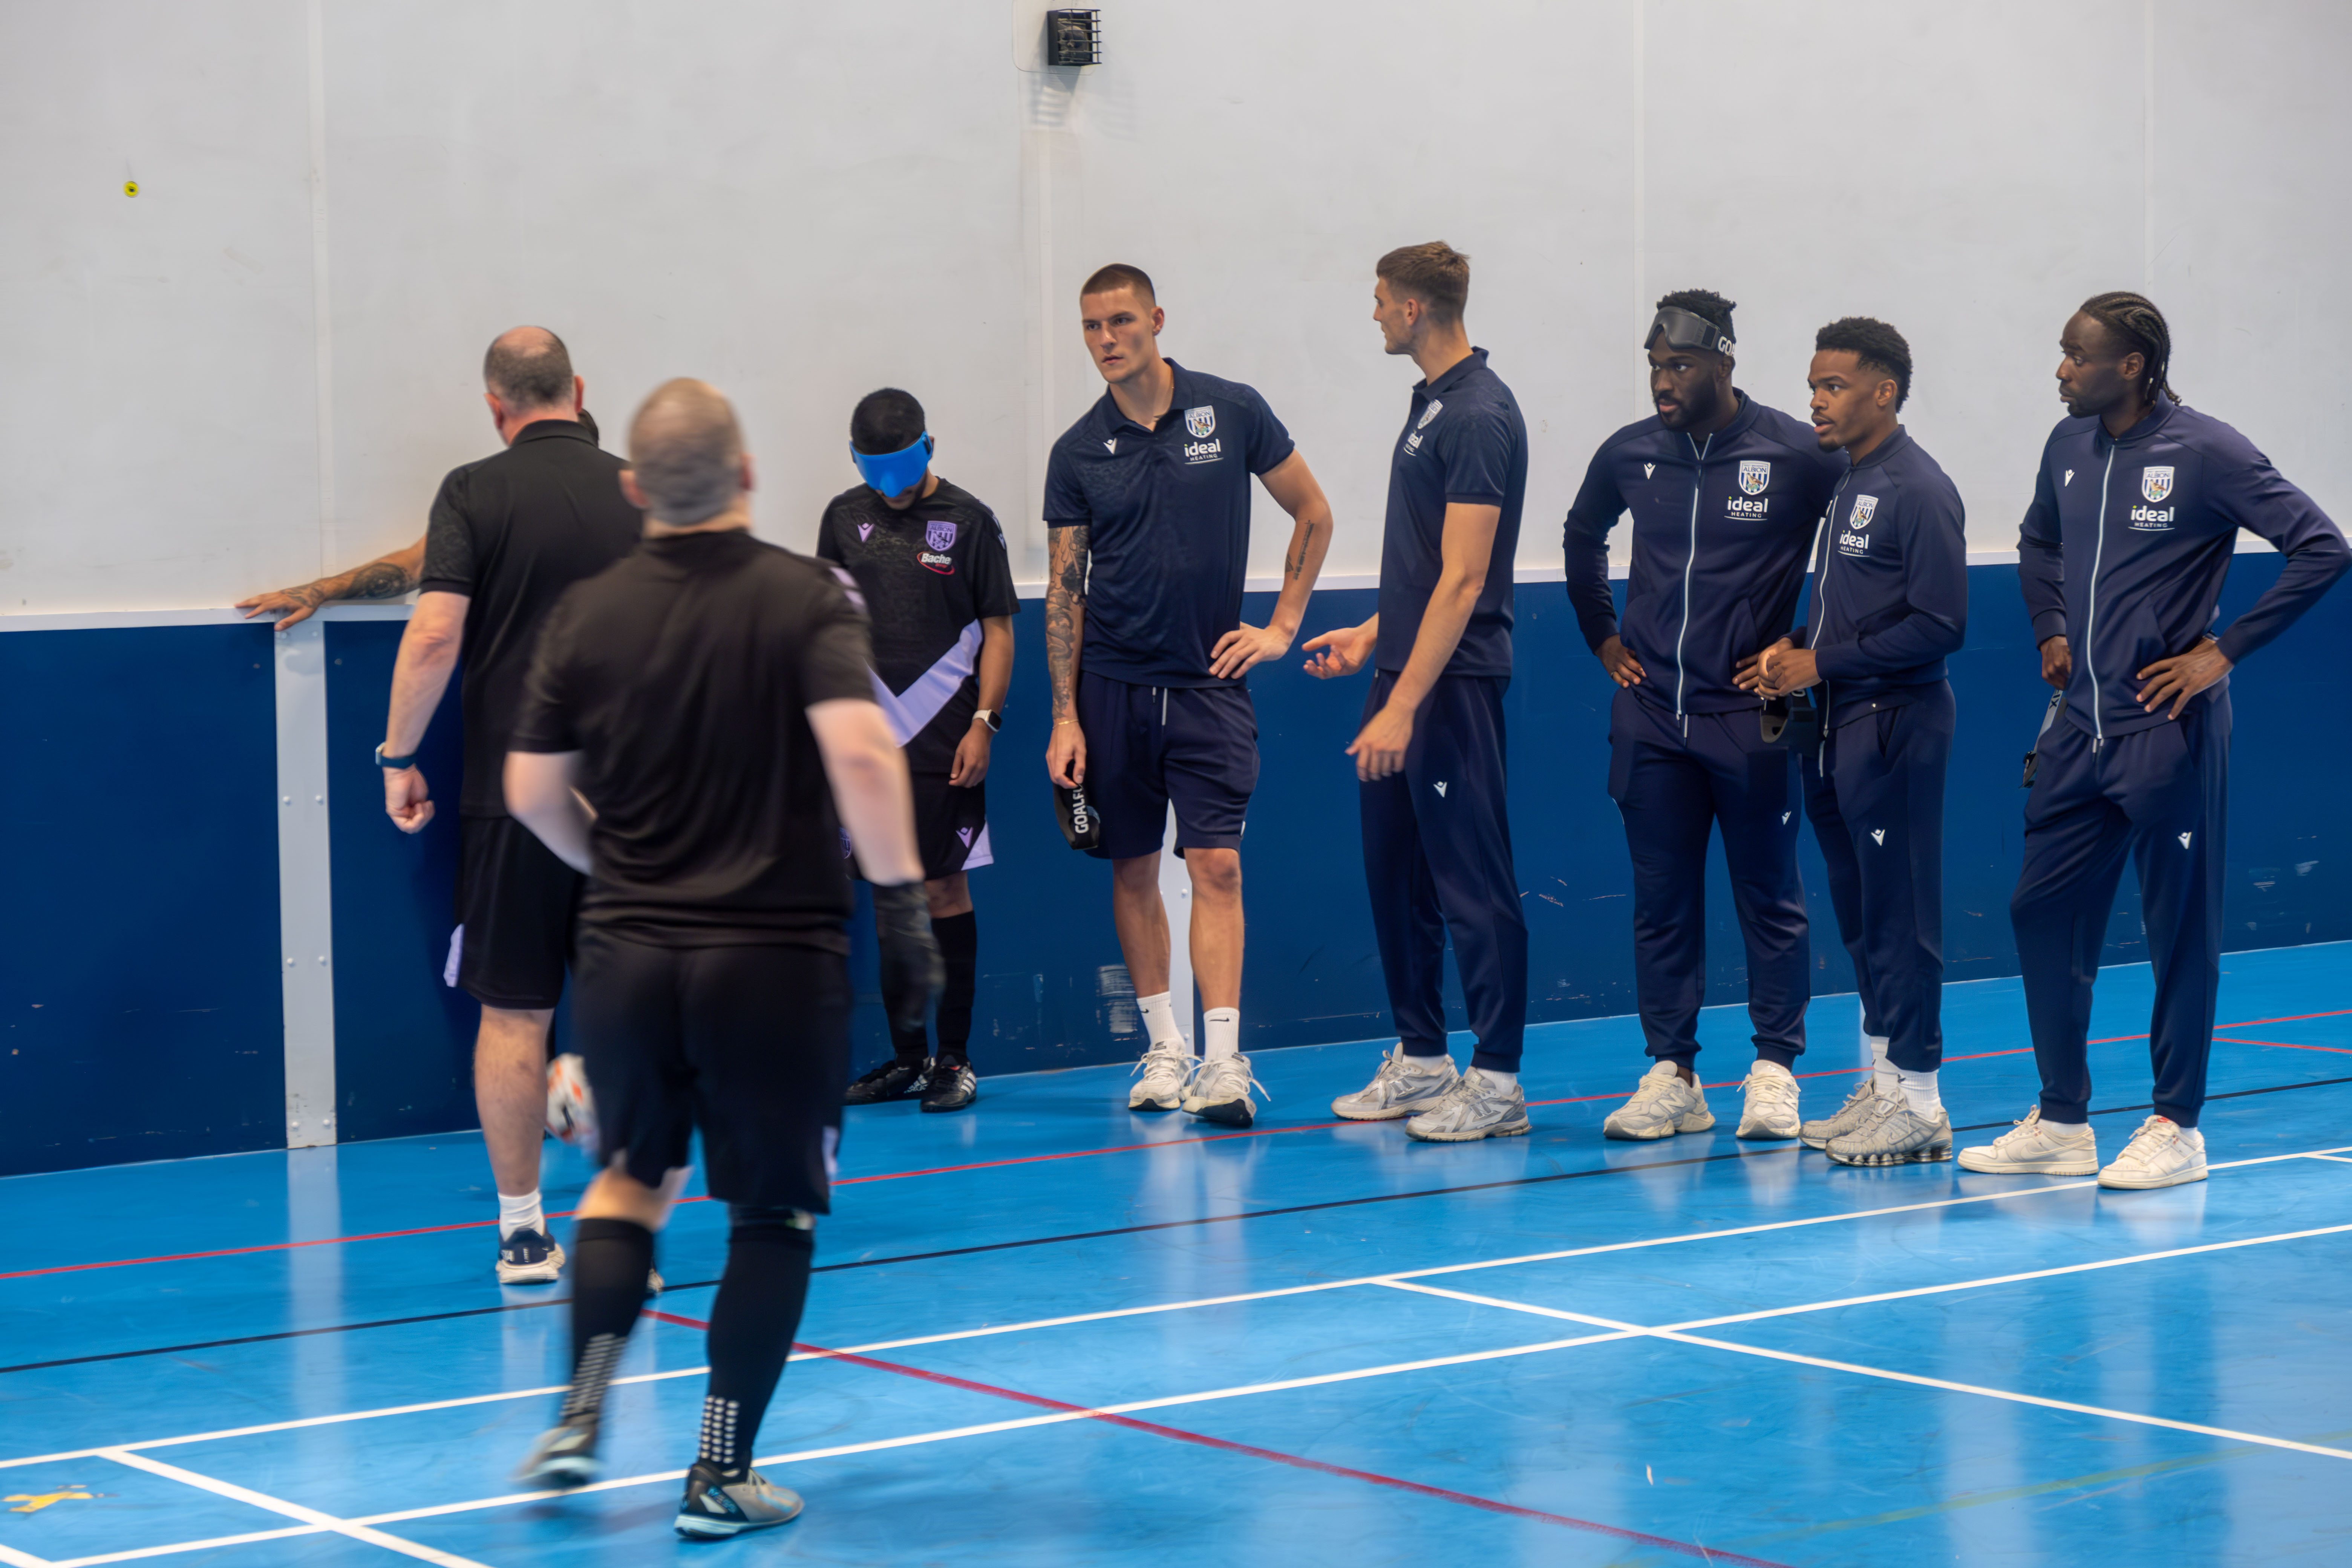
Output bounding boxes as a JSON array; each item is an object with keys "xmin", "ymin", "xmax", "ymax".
[{"xmin": 2078, "ymin": 291, "xmax": 2182, "ymax": 407}]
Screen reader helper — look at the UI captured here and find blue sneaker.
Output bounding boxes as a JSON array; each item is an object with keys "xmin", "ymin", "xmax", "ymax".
[
  {"xmin": 496, "ymin": 1226, "xmax": 565, "ymax": 1285},
  {"xmin": 675, "ymin": 1462, "xmax": 804, "ymax": 1538}
]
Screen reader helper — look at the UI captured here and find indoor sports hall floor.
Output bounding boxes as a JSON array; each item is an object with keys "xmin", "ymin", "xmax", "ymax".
[{"xmin": 6, "ymin": 946, "xmax": 2350, "ymax": 1567}]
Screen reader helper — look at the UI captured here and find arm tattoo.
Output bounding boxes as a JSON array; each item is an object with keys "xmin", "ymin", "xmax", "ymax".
[
  {"xmin": 1046, "ymin": 525, "xmax": 1089, "ymax": 720},
  {"xmin": 346, "ymin": 559, "xmax": 421, "ymax": 600},
  {"xmin": 1287, "ymin": 520, "xmax": 1320, "ymax": 582}
]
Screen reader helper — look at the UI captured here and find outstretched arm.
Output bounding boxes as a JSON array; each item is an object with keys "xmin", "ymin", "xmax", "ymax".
[
  {"xmin": 1208, "ymin": 452, "xmax": 1334, "ymax": 679},
  {"xmin": 239, "ymin": 537, "xmax": 426, "ymax": 630},
  {"xmin": 1044, "ymin": 524, "xmax": 1089, "ymax": 787}
]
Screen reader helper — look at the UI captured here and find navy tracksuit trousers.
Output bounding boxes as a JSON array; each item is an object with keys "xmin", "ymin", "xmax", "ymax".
[
  {"xmin": 1359, "ymin": 670, "xmax": 1527, "ymax": 1072},
  {"xmin": 1607, "ymin": 688, "xmax": 1808, "ymax": 1068},
  {"xmin": 2011, "ymin": 695, "xmax": 2230, "ymax": 1129},
  {"xmin": 1799, "ymin": 686, "xmax": 1953, "ymax": 1074}
]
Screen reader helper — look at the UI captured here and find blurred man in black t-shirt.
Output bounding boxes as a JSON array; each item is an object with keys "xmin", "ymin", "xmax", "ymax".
[
  {"xmin": 375, "ymin": 327, "xmax": 640, "ymax": 1285},
  {"xmin": 817, "ymin": 388, "xmax": 1016, "ymax": 1113},
  {"xmin": 507, "ymin": 378, "xmax": 939, "ymax": 1539}
]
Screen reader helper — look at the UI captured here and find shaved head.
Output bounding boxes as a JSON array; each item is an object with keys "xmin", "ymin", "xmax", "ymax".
[
  {"xmin": 628, "ymin": 378, "xmax": 744, "ymax": 524},
  {"xmin": 483, "ymin": 326, "xmax": 574, "ymax": 410}
]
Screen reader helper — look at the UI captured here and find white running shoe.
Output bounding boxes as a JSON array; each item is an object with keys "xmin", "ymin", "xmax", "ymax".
[
  {"xmin": 2098, "ymin": 1115, "xmax": 2208, "ymax": 1190},
  {"xmin": 1799, "ymin": 1081, "xmax": 1887, "ymax": 1150},
  {"xmin": 1404, "ymin": 1069, "xmax": 1531, "ymax": 1142},
  {"xmin": 1127, "ymin": 1044, "xmax": 1195, "ymax": 1111},
  {"xmin": 1331, "ymin": 1045, "xmax": 1459, "ymax": 1121},
  {"xmin": 1735, "ymin": 1065, "xmax": 1802, "ymax": 1141},
  {"xmin": 1602, "ymin": 1061, "xmax": 1716, "ymax": 1141},
  {"xmin": 1956, "ymin": 1106, "xmax": 2099, "ymax": 1175},
  {"xmin": 1182, "ymin": 1054, "xmax": 1266, "ymax": 1127},
  {"xmin": 1826, "ymin": 1104, "xmax": 1951, "ymax": 1165}
]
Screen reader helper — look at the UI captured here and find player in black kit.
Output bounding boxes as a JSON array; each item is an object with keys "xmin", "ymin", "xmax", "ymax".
[{"xmin": 819, "ymin": 389, "xmax": 1017, "ymax": 1113}]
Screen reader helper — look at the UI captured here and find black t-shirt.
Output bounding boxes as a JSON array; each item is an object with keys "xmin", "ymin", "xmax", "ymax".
[
  {"xmin": 418, "ymin": 420, "xmax": 643, "ymax": 816},
  {"xmin": 509, "ymin": 530, "xmax": 876, "ymax": 950},
  {"xmin": 814, "ymin": 476, "xmax": 1019, "ymax": 774}
]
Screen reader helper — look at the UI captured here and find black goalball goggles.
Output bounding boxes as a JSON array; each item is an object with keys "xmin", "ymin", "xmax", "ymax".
[{"xmin": 1645, "ymin": 306, "xmax": 1735, "ymax": 357}]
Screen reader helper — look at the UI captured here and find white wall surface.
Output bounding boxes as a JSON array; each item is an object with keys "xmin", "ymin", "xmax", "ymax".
[{"xmin": 3, "ymin": 0, "xmax": 2344, "ymax": 612}]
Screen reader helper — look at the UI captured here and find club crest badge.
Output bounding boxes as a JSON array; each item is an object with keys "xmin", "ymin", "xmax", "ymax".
[
  {"xmin": 1738, "ymin": 460, "xmax": 1772, "ymax": 496},
  {"xmin": 1185, "ymin": 406, "xmax": 1216, "ymax": 439},
  {"xmin": 1850, "ymin": 495, "xmax": 1879, "ymax": 525},
  {"xmin": 1416, "ymin": 399, "xmax": 1444, "ymax": 430},
  {"xmin": 926, "ymin": 519, "xmax": 958, "ymax": 552},
  {"xmin": 2142, "ymin": 466, "xmax": 2174, "ymax": 503}
]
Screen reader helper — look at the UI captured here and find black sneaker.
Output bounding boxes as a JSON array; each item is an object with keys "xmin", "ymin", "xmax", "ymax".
[
  {"xmin": 843, "ymin": 1057, "xmax": 932, "ymax": 1105},
  {"xmin": 675, "ymin": 1461, "xmax": 804, "ymax": 1538},
  {"xmin": 496, "ymin": 1226, "xmax": 565, "ymax": 1285},
  {"xmin": 516, "ymin": 1415, "xmax": 601, "ymax": 1490},
  {"xmin": 920, "ymin": 1061, "xmax": 977, "ymax": 1113}
]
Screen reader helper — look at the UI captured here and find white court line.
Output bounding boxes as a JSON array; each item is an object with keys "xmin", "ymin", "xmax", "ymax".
[
  {"xmin": 95, "ymin": 1452, "xmax": 487, "ymax": 1568},
  {"xmin": 0, "ymin": 1541, "xmax": 50, "ymax": 1568},
  {"xmin": 2303, "ymin": 1153, "xmax": 2352, "ymax": 1165},
  {"xmin": 8, "ymin": 1141, "xmax": 2347, "ymax": 1476}
]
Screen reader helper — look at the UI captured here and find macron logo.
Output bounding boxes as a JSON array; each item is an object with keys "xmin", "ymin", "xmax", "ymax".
[
  {"xmin": 1870, "ymin": 829, "xmax": 1886, "ymax": 845},
  {"xmin": 1643, "ymin": 463, "xmax": 1655, "ymax": 479},
  {"xmin": 2179, "ymin": 831, "xmax": 2193, "ymax": 848},
  {"xmin": 857, "ymin": 522, "xmax": 874, "ymax": 541},
  {"xmin": 1781, "ymin": 811, "xmax": 1791, "ymax": 825},
  {"xmin": 2065, "ymin": 469, "xmax": 2075, "ymax": 486},
  {"xmin": 1105, "ymin": 438, "xmax": 1118, "ymax": 454},
  {"xmin": 1433, "ymin": 781, "xmax": 1448, "ymax": 798}
]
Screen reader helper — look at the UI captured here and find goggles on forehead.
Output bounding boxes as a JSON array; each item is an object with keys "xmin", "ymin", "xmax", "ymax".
[
  {"xmin": 1645, "ymin": 307, "xmax": 1735, "ymax": 357},
  {"xmin": 851, "ymin": 433, "xmax": 934, "ymax": 498}
]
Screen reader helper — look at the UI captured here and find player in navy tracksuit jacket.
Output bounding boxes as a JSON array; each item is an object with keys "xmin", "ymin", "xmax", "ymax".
[
  {"xmin": 1744, "ymin": 319, "xmax": 1966, "ymax": 1167},
  {"xmin": 1563, "ymin": 291, "xmax": 1845, "ymax": 1144},
  {"xmin": 1960, "ymin": 292, "xmax": 2349, "ymax": 1191}
]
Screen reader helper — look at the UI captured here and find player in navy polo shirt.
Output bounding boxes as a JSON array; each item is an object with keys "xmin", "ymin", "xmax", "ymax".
[
  {"xmin": 1741, "ymin": 318, "xmax": 1967, "ymax": 1167},
  {"xmin": 1563, "ymin": 291, "xmax": 1846, "ymax": 1145},
  {"xmin": 818, "ymin": 388, "xmax": 1017, "ymax": 1115},
  {"xmin": 1043, "ymin": 263, "xmax": 1336, "ymax": 1128},
  {"xmin": 1305, "ymin": 242, "xmax": 1533, "ymax": 1142},
  {"xmin": 1959, "ymin": 292, "xmax": 2348, "ymax": 1190}
]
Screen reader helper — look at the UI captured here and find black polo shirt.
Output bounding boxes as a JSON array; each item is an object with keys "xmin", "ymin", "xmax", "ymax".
[
  {"xmin": 1377, "ymin": 348, "xmax": 1528, "ymax": 678},
  {"xmin": 417, "ymin": 419, "xmax": 643, "ymax": 816},
  {"xmin": 815, "ymin": 475, "xmax": 1019, "ymax": 774},
  {"xmin": 510, "ymin": 530, "xmax": 875, "ymax": 949},
  {"xmin": 1042, "ymin": 360, "xmax": 1295, "ymax": 687}
]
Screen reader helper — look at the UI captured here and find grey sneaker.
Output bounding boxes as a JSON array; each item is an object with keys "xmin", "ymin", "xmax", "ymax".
[
  {"xmin": 515, "ymin": 1416, "xmax": 600, "ymax": 1491},
  {"xmin": 1332, "ymin": 1045, "xmax": 1459, "ymax": 1121},
  {"xmin": 674, "ymin": 1461, "xmax": 804, "ymax": 1539},
  {"xmin": 1800, "ymin": 1081, "xmax": 1890, "ymax": 1150},
  {"xmin": 1826, "ymin": 1104, "xmax": 1952, "ymax": 1165},
  {"xmin": 1404, "ymin": 1069, "xmax": 1531, "ymax": 1142},
  {"xmin": 1601, "ymin": 1061, "xmax": 1715, "ymax": 1141},
  {"xmin": 1734, "ymin": 1065, "xmax": 1802, "ymax": 1140},
  {"xmin": 1182, "ymin": 1054, "xmax": 1265, "ymax": 1127},
  {"xmin": 1127, "ymin": 1044, "xmax": 1195, "ymax": 1111}
]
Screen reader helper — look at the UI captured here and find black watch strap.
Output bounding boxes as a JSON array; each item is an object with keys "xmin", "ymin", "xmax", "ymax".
[{"xmin": 375, "ymin": 743, "xmax": 419, "ymax": 770}]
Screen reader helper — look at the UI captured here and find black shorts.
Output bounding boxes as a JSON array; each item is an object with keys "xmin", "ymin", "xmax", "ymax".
[
  {"xmin": 455, "ymin": 815, "xmax": 582, "ymax": 1010},
  {"xmin": 1077, "ymin": 672, "xmax": 1258, "ymax": 860},
  {"xmin": 912, "ymin": 772, "xmax": 991, "ymax": 880},
  {"xmin": 574, "ymin": 928, "xmax": 851, "ymax": 1213}
]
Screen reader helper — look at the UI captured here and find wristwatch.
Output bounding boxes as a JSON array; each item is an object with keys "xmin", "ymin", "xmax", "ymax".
[
  {"xmin": 974, "ymin": 709, "xmax": 1002, "ymax": 734},
  {"xmin": 375, "ymin": 742, "xmax": 420, "ymax": 770}
]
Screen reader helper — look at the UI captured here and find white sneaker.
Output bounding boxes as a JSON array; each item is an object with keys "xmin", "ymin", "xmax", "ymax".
[
  {"xmin": 1735, "ymin": 1065, "xmax": 1801, "ymax": 1141},
  {"xmin": 1182, "ymin": 1054, "xmax": 1265, "ymax": 1127},
  {"xmin": 2098, "ymin": 1115, "xmax": 2208, "ymax": 1190},
  {"xmin": 1956, "ymin": 1106, "xmax": 2098, "ymax": 1175},
  {"xmin": 1331, "ymin": 1045, "xmax": 1459, "ymax": 1121},
  {"xmin": 1799, "ymin": 1081, "xmax": 1888, "ymax": 1150},
  {"xmin": 1602, "ymin": 1061, "xmax": 1716, "ymax": 1141},
  {"xmin": 1127, "ymin": 1044, "xmax": 1194, "ymax": 1111},
  {"xmin": 1404, "ymin": 1069, "xmax": 1531, "ymax": 1142},
  {"xmin": 1825, "ymin": 1104, "xmax": 1951, "ymax": 1165}
]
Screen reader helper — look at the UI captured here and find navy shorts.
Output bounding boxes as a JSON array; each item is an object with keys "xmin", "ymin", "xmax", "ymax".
[{"xmin": 1076, "ymin": 672, "xmax": 1258, "ymax": 860}]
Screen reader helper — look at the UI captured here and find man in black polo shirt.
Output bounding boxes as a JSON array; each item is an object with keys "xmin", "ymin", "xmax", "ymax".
[
  {"xmin": 507, "ymin": 378, "xmax": 940, "ymax": 1538},
  {"xmin": 377, "ymin": 327, "xmax": 640, "ymax": 1284},
  {"xmin": 1043, "ymin": 262, "xmax": 1334, "ymax": 1128},
  {"xmin": 1305, "ymin": 242, "xmax": 1531, "ymax": 1141},
  {"xmin": 818, "ymin": 387, "xmax": 1017, "ymax": 1113}
]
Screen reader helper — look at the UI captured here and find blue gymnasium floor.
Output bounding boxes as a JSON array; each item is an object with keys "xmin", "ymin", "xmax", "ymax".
[{"xmin": 6, "ymin": 947, "xmax": 2352, "ymax": 1566}]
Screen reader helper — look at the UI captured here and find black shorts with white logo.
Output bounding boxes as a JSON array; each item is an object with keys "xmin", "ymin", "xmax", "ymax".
[
  {"xmin": 573, "ymin": 928, "xmax": 850, "ymax": 1213},
  {"xmin": 1076, "ymin": 672, "xmax": 1257, "ymax": 860},
  {"xmin": 911, "ymin": 772, "xmax": 991, "ymax": 881},
  {"xmin": 455, "ymin": 815, "xmax": 583, "ymax": 1010}
]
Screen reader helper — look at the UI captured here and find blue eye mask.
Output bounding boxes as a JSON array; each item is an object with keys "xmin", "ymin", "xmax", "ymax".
[{"xmin": 852, "ymin": 433, "xmax": 934, "ymax": 497}]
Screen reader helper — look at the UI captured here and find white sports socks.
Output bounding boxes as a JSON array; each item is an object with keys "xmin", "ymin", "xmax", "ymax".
[
  {"xmin": 1898, "ymin": 1069, "xmax": 1942, "ymax": 1118},
  {"xmin": 1136, "ymin": 991, "xmax": 1190, "ymax": 1053},
  {"xmin": 1868, "ymin": 1034, "xmax": 1896, "ymax": 1097},
  {"xmin": 1203, "ymin": 1008, "xmax": 1240, "ymax": 1061},
  {"xmin": 1477, "ymin": 1067, "xmax": 1519, "ymax": 1090},
  {"xmin": 498, "ymin": 1188, "xmax": 546, "ymax": 1240}
]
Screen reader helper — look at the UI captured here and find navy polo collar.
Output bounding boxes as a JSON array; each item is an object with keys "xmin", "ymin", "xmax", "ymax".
[
  {"xmin": 1850, "ymin": 425, "xmax": 1911, "ymax": 471},
  {"xmin": 1095, "ymin": 358, "xmax": 1200, "ymax": 436},
  {"xmin": 1417, "ymin": 346, "xmax": 1490, "ymax": 399}
]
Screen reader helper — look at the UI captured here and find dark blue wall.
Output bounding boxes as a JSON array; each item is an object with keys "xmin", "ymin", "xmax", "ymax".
[{"xmin": 0, "ymin": 626, "xmax": 284, "ymax": 1176}]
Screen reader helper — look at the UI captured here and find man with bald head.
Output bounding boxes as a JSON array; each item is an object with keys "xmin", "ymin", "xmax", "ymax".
[
  {"xmin": 377, "ymin": 326, "xmax": 641, "ymax": 1284},
  {"xmin": 507, "ymin": 380, "xmax": 939, "ymax": 1537}
]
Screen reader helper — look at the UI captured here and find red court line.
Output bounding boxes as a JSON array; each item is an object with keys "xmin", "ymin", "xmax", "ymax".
[{"xmin": 643, "ymin": 1306, "xmax": 1791, "ymax": 1567}]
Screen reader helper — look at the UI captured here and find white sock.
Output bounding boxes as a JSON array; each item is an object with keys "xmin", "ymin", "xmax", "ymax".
[
  {"xmin": 498, "ymin": 1189, "xmax": 545, "ymax": 1241},
  {"xmin": 1897, "ymin": 1068, "xmax": 1942, "ymax": 1118},
  {"xmin": 1476, "ymin": 1067, "xmax": 1518, "ymax": 1089},
  {"xmin": 1136, "ymin": 991, "xmax": 1190, "ymax": 1054},
  {"xmin": 1752, "ymin": 1058, "xmax": 1795, "ymax": 1082},
  {"xmin": 1203, "ymin": 1008, "xmax": 1240, "ymax": 1061},
  {"xmin": 1401, "ymin": 1049, "xmax": 1453, "ymax": 1074},
  {"xmin": 1868, "ymin": 1035, "xmax": 1896, "ymax": 1096}
]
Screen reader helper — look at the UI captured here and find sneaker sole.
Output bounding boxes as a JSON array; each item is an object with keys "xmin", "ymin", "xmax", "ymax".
[
  {"xmin": 1603, "ymin": 1113, "xmax": 1715, "ymax": 1141},
  {"xmin": 1127, "ymin": 1095, "xmax": 1182, "ymax": 1112},
  {"xmin": 1827, "ymin": 1144, "xmax": 1953, "ymax": 1166},
  {"xmin": 919, "ymin": 1089, "xmax": 976, "ymax": 1113},
  {"xmin": 496, "ymin": 1243, "xmax": 566, "ymax": 1285},
  {"xmin": 1734, "ymin": 1121, "xmax": 1800, "ymax": 1141},
  {"xmin": 2097, "ymin": 1164, "xmax": 2208, "ymax": 1190},
  {"xmin": 1331, "ymin": 1101, "xmax": 1441, "ymax": 1122},
  {"xmin": 1956, "ymin": 1153, "xmax": 2099, "ymax": 1175},
  {"xmin": 1184, "ymin": 1100, "xmax": 1255, "ymax": 1127},
  {"xmin": 1406, "ymin": 1117, "xmax": 1532, "ymax": 1143},
  {"xmin": 675, "ymin": 1506, "xmax": 802, "ymax": 1540},
  {"xmin": 520, "ymin": 1453, "xmax": 600, "ymax": 1491}
]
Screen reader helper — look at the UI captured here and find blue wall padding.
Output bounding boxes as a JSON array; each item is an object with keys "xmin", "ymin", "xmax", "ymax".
[{"xmin": 0, "ymin": 626, "xmax": 283, "ymax": 1176}]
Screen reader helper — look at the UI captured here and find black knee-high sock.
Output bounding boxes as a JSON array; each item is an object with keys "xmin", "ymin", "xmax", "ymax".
[
  {"xmin": 698, "ymin": 1208, "xmax": 816, "ymax": 1478},
  {"xmin": 933, "ymin": 910, "xmax": 978, "ymax": 1067},
  {"xmin": 560, "ymin": 1217, "xmax": 655, "ymax": 1424},
  {"xmin": 885, "ymin": 907, "xmax": 931, "ymax": 1064}
]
